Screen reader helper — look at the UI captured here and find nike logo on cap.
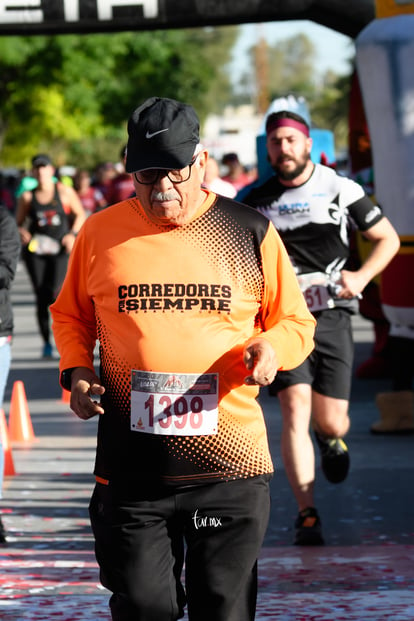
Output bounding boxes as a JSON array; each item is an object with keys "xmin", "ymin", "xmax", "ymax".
[{"xmin": 146, "ymin": 128, "xmax": 169, "ymax": 139}]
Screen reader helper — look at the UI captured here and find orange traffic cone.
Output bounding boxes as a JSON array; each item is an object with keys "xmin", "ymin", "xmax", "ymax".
[
  {"xmin": 61, "ymin": 388, "xmax": 71, "ymax": 404},
  {"xmin": 8, "ymin": 380, "xmax": 36, "ymax": 443},
  {"xmin": 0, "ymin": 408, "xmax": 15, "ymax": 476}
]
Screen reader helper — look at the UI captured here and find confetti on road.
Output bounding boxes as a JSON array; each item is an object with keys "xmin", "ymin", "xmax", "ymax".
[{"xmin": 1, "ymin": 543, "xmax": 413, "ymax": 620}]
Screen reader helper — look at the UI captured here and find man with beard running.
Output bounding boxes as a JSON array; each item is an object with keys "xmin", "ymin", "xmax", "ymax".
[{"xmin": 243, "ymin": 110, "xmax": 400, "ymax": 545}]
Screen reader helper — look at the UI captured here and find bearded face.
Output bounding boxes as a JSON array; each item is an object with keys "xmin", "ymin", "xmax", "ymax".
[
  {"xmin": 267, "ymin": 127, "xmax": 312, "ymax": 183},
  {"xmin": 273, "ymin": 147, "xmax": 311, "ymax": 181}
]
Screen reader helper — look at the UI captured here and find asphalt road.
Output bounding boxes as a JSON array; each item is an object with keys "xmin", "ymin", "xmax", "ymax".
[{"xmin": 1, "ymin": 261, "xmax": 413, "ymax": 620}]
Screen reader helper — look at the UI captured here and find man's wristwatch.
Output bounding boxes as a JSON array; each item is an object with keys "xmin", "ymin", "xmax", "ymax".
[{"xmin": 61, "ymin": 367, "xmax": 77, "ymax": 391}]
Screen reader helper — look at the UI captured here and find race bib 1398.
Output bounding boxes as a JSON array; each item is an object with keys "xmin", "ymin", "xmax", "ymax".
[{"xmin": 130, "ymin": 370, "xmax": 219, "ymax": 436}]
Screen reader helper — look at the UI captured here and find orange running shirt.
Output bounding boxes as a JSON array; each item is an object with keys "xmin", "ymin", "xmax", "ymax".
[{"xmin": 51, "ymin": 190, "xmax": 315, "ymax": 487}]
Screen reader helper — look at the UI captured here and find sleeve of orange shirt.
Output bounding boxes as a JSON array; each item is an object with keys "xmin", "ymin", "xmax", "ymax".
[
  {"xmin": 51, "ymin": 231, "xmax": 97, "ymax": 374},
  {"xmin": 258, "ymin": 221, "xmax": 316, "ymax": 371}
]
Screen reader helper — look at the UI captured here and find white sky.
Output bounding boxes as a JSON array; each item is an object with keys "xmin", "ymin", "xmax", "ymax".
[{"xmin": 231, "ymin": 20, "xmax": 355, "ymax": 78}]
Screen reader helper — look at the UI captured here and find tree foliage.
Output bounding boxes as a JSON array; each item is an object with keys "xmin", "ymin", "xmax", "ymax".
[
  {"xmin": 0, "ymin": 26, "xmax": 238, "ymax": 169},
  {"xmin": 311, "ymin": 71, "xmax": 353, "ymax": 149},
  {"xmin": 234, "ymin": 33, "xmax": 354, "ymax": 150},
  {"xmin": 268, "ymin": 34, "xmax": 317, "ymax": 103},
  {"xmin": 0, "ymin": 28, "xmax": 354, "ymax": 169}
]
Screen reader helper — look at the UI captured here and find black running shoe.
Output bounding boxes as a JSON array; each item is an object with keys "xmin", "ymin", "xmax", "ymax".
[
  {"xmin": 294, "ymin": 507, "xmax": 324, "ymax": 546},
  {"xmin": 0, "ymin": 516, "xmax": 7, "ymax": 545},
  {"xmin": 314, "ymin": 431, "xmax": 350, "ymax": 484}
]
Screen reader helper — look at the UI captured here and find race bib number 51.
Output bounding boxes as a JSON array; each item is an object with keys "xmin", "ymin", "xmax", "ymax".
[
  {"xmin": 130, "ymin": 370, "xmax": 219, "ymax": 436},
  {"xmin": 304, "ymin": 285, "xmax": 333, "ymax": 312}
]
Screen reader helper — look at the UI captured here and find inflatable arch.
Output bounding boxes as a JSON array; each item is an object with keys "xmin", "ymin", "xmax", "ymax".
[{"xmin": 355, "ymin": 0, "xmax": 414, "ymax": 431}]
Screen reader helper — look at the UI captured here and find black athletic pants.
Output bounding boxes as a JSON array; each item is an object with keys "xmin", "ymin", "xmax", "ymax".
[
  {"xmin": 89, "ymin": 475, "xmax": 271, "ymax": 621},
  {"xmin": 22, "ymin": 247, "xmax": 68, "ymax": 344}
]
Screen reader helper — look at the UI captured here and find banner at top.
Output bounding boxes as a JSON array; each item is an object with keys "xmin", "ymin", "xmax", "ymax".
[{"xmin": 0, "ymin": 0, "xmax": 375, "ymax": 38}]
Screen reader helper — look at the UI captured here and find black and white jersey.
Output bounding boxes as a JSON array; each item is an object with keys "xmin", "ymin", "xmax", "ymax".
[{"xmin": 243, "ymin": 163, "xmax": 384, "ymax": 313}]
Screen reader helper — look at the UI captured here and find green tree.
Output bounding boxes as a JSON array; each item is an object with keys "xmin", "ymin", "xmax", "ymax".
[
  {"xmin": 232, "ymin": 32, "xmax": 354, "ymax": 151},
  {"xmin": 0, "ymin": 27, "xmax": 238, "ymax": 169},
  {"xmin": 234, "ymin": 33, "xmax": 318, "ymax": 108},
  {"xmin": 268, "ymin": 33, "xmax": 317, "ymax": 103},
  {"xmin": 310, "ymin": 70, "xmax": 353, "ymax": 151}
]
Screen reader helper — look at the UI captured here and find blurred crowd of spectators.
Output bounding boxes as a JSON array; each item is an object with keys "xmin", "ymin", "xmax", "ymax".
[{"xmin": 0, "ymin": 148, "xmax": 257, "ymax": 215}]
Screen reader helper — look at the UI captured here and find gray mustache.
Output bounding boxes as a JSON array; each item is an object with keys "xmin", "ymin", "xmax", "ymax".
[{"xmin": 151, "ymin": 191, "xmax": 180, "ymax": 201}]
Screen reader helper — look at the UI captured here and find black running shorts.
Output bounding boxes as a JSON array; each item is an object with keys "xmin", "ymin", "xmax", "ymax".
[{"xmin": 269, "ymin": 307, "xmax": 354, "ymax": 400}]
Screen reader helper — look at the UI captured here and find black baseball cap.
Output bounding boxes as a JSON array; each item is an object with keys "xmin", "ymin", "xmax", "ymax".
[
  {"xmin": 32, "ymin": 154, "xmax": 52, "ymax": 167},
  {"xmin": 125, "ymin": 97, "xmax": 200, "ymax": 173}
]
